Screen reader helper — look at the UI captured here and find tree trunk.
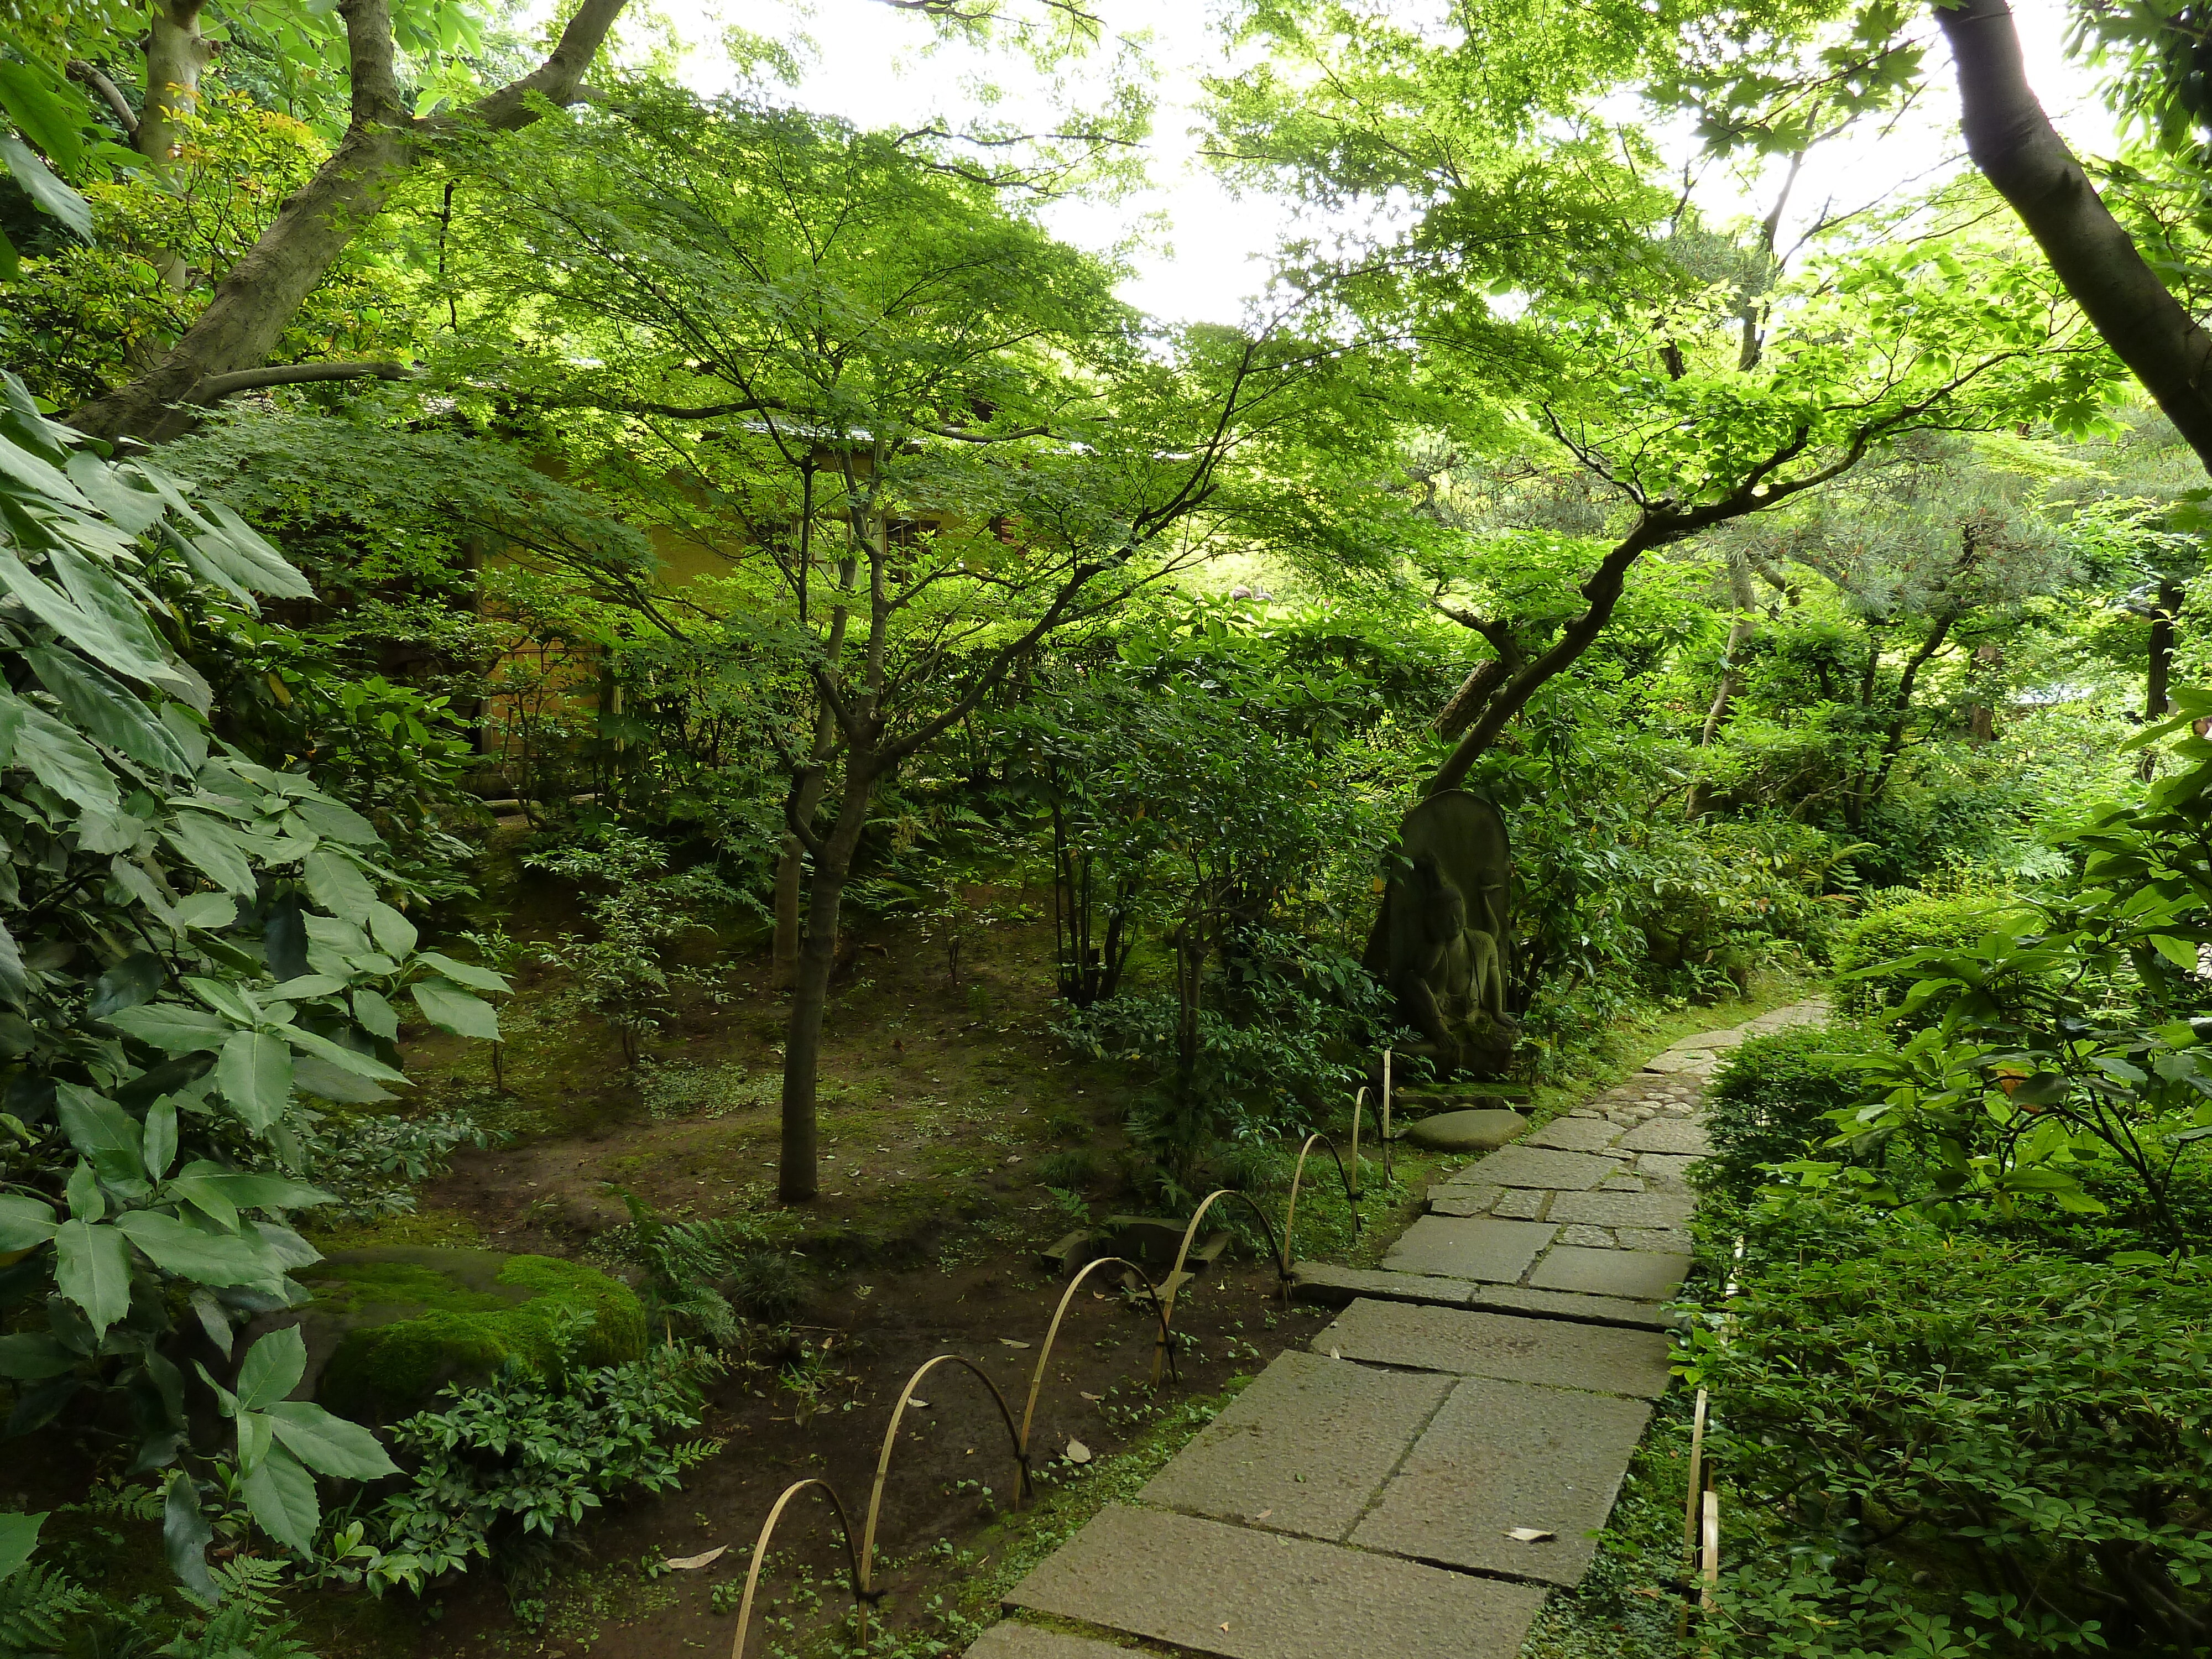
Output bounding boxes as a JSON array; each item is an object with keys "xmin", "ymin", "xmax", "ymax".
[
  {"xmin": 779, "ymin": 766, "xmax": 874, "ymax": 1203},
  {"xmin": 2147, "ymin": 577, "xmax": 2183, "ymax": 721},
  {"xmin": 1428, "ymin": 520, "xmax": 1670, "ymax": 792},
  {"xmin": 772, "ymin": 716, "xmax": 832, "ymax": 988},
  {"xmin": 1698, "ymin": 552, "xmax": 1761, "ymax": 748},
  {"xmin": 67, "ymin": 0, "xmax": 628, "ymax": 445},
  {"xmin": 138, "ymin": 0, "xmax": 213, "ymax": 289},
  {"xmin": 1937, "ymin": 0, "xmax": 2212, "ymax": 476}
]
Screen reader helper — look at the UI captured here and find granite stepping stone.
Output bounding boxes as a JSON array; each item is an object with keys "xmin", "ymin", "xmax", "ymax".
[
  {"xmin": 1141, "ymin": 1349, "xmax": 1449, "ymax": 1540},
  {"xmin": 1291, "ymin": 1262, "xmax": 1476, "ymax": 1309},
  {"xmin": 1402, "ymin": 1108, "xmax": 1528, "ymax": 1151},
  {"xmin": 1351, "ymin": 1376, "xmax": 1652, "ymax": 1588},
  {"xmin": 1455, "ymin": 1146, "xmax": 1626, "ymax": 1191},
  {"xmin": 966, "ymin": 1625, "xmax": 1135, "ymax": 1659},
  {"xmin": 1310, "ymin": 1299, "xmax": 1673, "ymax": 1398},
  {"xmin": 1522, "ymin": 1117, "xmax": 1626, "ymax": 1153},
  {"xmin": 1382, "ymin": 1217, "xmax": 1558, "ymax": 1284},
  {"xmin": 1004, "ymin": 1504, "xmax": 1548, "ymax": 1659},
  {"xmin": 1617, "ymin": 1118, "xmax": 1713, "ymax": 1156},
  {"xmin": 1528, "ymin": 1246, "xmax": 1692, "ymax": 1302},
  {"xmin": 1548, "ymin": 1190, "xmax": 1696, "ymax": 1230}
]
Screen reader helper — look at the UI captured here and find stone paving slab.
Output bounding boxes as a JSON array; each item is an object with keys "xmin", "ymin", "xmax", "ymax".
[
  {"xmin": 1521, "ymin": 1117, "xmax": 1627, "ymax": 1153},
  {"xmin": 1529, "ymin": 1247, "xmax": 1691, "ymax": 1302},
  {"xmin": 1463, "ymin": 1283, "xmax": 1682, "ymax": 1331},
  {"xmin": 1635, "ymin": 1152, "xmax": 1699, "ymax": 1187},
  {"xmin": 1402, "ymin": 1108, "xmax": 1527, "ymax": 1152},
  {"xmin": 1311, "ymin": 1300, "xmax": 1673, "ymax": 1398},
  {"xmin": 1641, "ymin": 1048, "xmax": 1720, "ymax": 1076},
  {"xmin": 1291, "ymin": 1262, "xmax": 1475, "ymax": 1309},
  {"xmin": 965, "ymin": 1624, "xmax": 1135, "ymax": 1659},
  {"xmin": 1004, "ymin": 1504, "xmax": 1548, "ymax": 1659},
  {"xmin": 1618, "ymin": 1118, "xmax": 1713, "ymax": 1156},
  {"xmin": 1351, "ymin": 1377, "xmax": 1653, "ymax": 1588},
  {"xmin": 1382, "ymin": 1217, "xmax": 1557, "ymax": 1284},
  {"xmin": 1455, "ymin": 1146, "xmax": 1626, "ymax": 1191},
  {"xmin": 1548, "ymin": 1190, "xmax": 1697, "ymax": 1229},
  {"xmin": 1142, "ymin": 1349, "xmax": 1451, "ymax": 1541},
  {"xmin": 1430, "ymin": 1191, "xmax": 1501, "ymax": 1218}
]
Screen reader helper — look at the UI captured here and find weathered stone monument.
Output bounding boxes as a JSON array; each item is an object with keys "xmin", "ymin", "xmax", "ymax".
[{"xmin": 1364, "ymin": 789, "xmax": 1519, "ymax": 1079}]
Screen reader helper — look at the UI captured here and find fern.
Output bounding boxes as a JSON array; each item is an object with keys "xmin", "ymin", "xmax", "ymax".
[
  {"xmin": 0, "ymin": 1563, "xmax": 93, "ymax": 1658},
  {"xmin": 156, "ymin": 1603, "xmax": 315, "ymax": 1659}
]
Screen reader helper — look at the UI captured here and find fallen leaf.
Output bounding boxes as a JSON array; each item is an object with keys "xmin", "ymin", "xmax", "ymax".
[
  {"xmin": 1064, "ymin": 1439, "xmax": 1092, "ymax": 1464},
  {"xmin": 1505, "ymin": 1527, "xmax": 1557, "ymax": 1543},
  {"xmin": 1079, "ymin": 1391, "xmax": 1103, "ymax": 1402},
  {"xmin": 965, "ymin": 1447, "xmax": 975, "ymax": 1455},
  {"xmin": 1629, "ymin": 1587, "xmax": 1665, "ymax": 1600},
  {"xmin": 1219, "ymin": 1624, "xmax": 1230, "ymax": 1633},
  {"xmin": 665, "ymin": 1547, "xmax": 727, "ymax": 1571},
  {"xmin": 855, "ymin": 1285, "xmax": 874, "ymax": 1298},
  {"xmin": 907, "ymin": 1398, "xmax": 930, "ymax": 1409},
  {"xmin": 999, "ymin": 1338, "xmax": 1031, "ymax": 1348},
  {"xmin": 1255, "ymin": 1509, "xmax": 1273, "ymax": 1521},
  {"xmin": 1328, "ymin": 1347, "xmax": 1341, "ymax": 1360}
]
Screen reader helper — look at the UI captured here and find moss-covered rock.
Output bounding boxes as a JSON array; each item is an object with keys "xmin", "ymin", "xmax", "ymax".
[{"xmin": 296, "ymin": 1247, "xmax": 645, "ymax": 1420}]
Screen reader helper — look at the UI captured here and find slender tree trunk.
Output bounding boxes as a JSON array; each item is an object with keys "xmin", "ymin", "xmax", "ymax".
[
  {"xmin": 67, "ymin": 0, "xmax": 627, "ymax": 445},
  {"xmin": 2147, "ymin": 577, "xmax": 2183, "ymax": 721},
  {"xmin": 779, "ymin": 765, "xmax": 875, "ymax": 1202},
  {"xmin": 2141, "ymin": 577, "xmax": 2184, "ymax": 779},
  {"xmin": 1937, "ymin": 0, "xmax": 2212, "ymax": 474},
  {"xmin": 138, "ymin": 0, "xmax": 213, "ymax": 289},
  {"xmin": 1685, "ymin": 556, "xmax": 1760, "ymax": 818}
]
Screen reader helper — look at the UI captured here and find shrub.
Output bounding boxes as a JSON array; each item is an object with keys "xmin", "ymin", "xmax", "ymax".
[
  {"xmin": 1691, "ymin": 1215, "xmax": 2212, "ymax": 1656},
  {"xmin": 1831, "ymin": 889, "xmax": 2015, "ymax": 1016},
  {"xmin": 372, "ymin": 1319, "xmax": 722, "ymax": 1594},
  {"xmin": 1700, "ymin": 1024, "xmax": 1886, "ymax": 1199}
]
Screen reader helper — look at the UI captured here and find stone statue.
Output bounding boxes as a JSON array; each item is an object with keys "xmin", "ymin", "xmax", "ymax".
[{"xmin": 1364, "ymin": 790, "xmax": 1519, "ymax": 1078}]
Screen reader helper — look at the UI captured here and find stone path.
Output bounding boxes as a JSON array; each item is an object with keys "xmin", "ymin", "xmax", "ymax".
[{"xmin": 965, "ymin": 1002, "xmax": 1828, "ymax": 1659}]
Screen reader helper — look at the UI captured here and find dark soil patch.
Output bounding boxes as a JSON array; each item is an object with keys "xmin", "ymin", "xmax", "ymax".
[{"xmin": 289, "ymin": 874, "xmax": 1404, "ymax": 1659}]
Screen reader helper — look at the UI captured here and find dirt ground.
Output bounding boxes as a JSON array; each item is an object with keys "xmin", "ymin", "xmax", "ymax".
[{"xmin": 286, "ymin": 854, "xmax": 1412, "ymax": 1659}]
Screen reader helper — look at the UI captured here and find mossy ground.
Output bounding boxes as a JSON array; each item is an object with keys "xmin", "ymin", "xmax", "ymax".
[{"xmin": 307, "ymin": 1250, "xmax": 645, "ymax": 1420}]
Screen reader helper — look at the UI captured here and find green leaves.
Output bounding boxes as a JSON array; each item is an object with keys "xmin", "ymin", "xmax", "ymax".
[
  {"xmin": 240, "ymin": 1443, "xmax": 320, "ymax": 1554},
  {"xmin": 304, "ymin": 846, "xmax": 377, "ymax": 924},
  {"xmin": 53, "ymin": 1218, "xmax": 130, "ymax": 1338},
  {"xmin": 202, "ymin": 1331, "xmax": 398, "ymax": 1556},
  {"xmin": 264, "ymin": 1401, "xmax": 399, "ymax": 1480},
  {"xmin": 217, "ymin": 1030, "xmax": 295, "ymax": 1132},
  {"xmin": 236, "ymin": 1325, "xmax": 307, "ymax": 1410},
  {"xmin": 0, "ymin": 1196, "xmax": 57, "ymax": 1251},
  {"xmin": 411, "ymin": 978, "xmax": 500, "ymax": 1040},
  {"xmin": 0, "ymin": 1510, "xmax": 44, "ymax": 1583}
]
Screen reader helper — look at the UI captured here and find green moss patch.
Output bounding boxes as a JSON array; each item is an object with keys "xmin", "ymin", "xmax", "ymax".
[{"xmin": 299, "ymin": 1247, "xmax": 645, "ymax": 1421}]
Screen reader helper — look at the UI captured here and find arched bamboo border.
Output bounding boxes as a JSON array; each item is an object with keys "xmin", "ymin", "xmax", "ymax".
[
  {"xmin": 726, "ymin": 1478, "xmax": 867, "ymax": 1659},
  {"xmin": 1149, "ymin": 1187, "xmax": 1288, "ymax": 1383},
  {"xmin": 1018, "ymin": 1253, "xmax": 1176, "ymax": 1455},
  {"xmin": 1282, "ymin": 1131, "xmax": 1361, "ymax": 1276},
  {"xmin": 859, "ymin": 1353, "xmax": 1031, "ymax": 1592}
]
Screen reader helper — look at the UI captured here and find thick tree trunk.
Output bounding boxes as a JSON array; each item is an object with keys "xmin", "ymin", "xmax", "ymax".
[
  {"xmin": 67, "ymin": 0, "xmax": 627, "ymax": 445},
  {"xmin": 779, "ymin": 769, "xmax": 874, "ymax": 1202},
  {"xmin": 1937, "ymin": 0, "xmax": 2212, "ymax": 474},
  {"xmin": 1427, "ymin": 521, "xmax": 1668, "ymax": 793}
]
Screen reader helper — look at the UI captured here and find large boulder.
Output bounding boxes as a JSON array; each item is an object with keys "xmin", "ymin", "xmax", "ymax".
[{"xmin": 293, "ymin": 1246, "xmax": 645, "ymax": 1420}]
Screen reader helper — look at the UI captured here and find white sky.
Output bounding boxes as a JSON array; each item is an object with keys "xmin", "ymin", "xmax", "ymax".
[{"xmin": 625, "ymin": 0, "xmax": 2120, "ymax": 326}]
